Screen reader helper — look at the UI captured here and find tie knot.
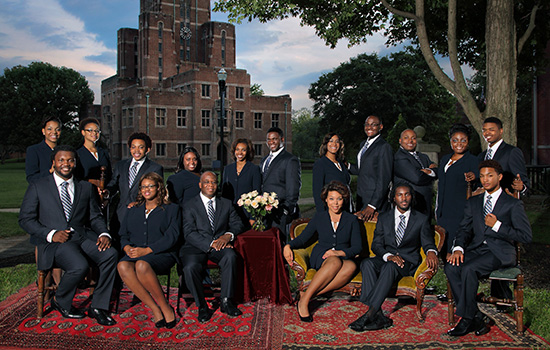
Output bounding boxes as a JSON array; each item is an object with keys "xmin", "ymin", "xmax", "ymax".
[
  {"xmin": 62, "ymin": 181, "xmax": 68, "ymax": 188},
  {"xmin": 399, "ymin": 214, "xmax": 405, "ymax": 220},
  {"xmin": 487, "ymin": 194, "xmax": 492, "ymax": 200}
]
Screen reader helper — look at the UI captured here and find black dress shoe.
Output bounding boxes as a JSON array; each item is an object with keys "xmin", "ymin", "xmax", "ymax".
[
  {"xmin": 437, "ymin": 293, "xmax": 448, "ymax": 302},
  {"xmin": 198, "ymin": 306, "xmax": 211, "ymax": 323},
  {"xmin": 220, "ymin": 297, "xmax": 242, "ymax": 317},
  {"xmin": 447, "ymin": 317, "xmax": 474, "ymax": 337},
  {"xmin": 473, "ymin": 312, "xmax": 490, "ymax": 336},
  {"xmin": 348, "ymin": 312, "xmax": 372, "ymax": 332},
  {"xmin": 296, "ymin": 303, "xmax": 312, "ymax": 322},
  {"xmin": 51, "ymin": 298, "xmax": 85, "ymax": 319},
  {"xmin": 88, "ymin": 308, "xmax": 116, "ymax": 326},
  {"xmin": 363, "ymin": 311, "xmax": 393, "ymax": 331}
]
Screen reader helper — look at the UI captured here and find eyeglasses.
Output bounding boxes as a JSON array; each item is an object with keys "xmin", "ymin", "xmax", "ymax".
[
  {"xmin": 85, "ymin": 129, "xmax": 101, "ymax": 134},
  {"xmin": 364, "ymin": 123, "xmax": 380, "ymax": 128},
  {"xmin": 139, "ymin": 184, "xmax": 157, "ymax": 190}
]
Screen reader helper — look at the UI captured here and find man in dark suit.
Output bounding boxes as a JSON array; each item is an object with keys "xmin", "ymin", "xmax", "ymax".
[
  {"xmin": 479, "ymin": 117, "xmax": 529, "ymax": 194},
  {"xmin": 19, "ymin": 145, "xmax": 118, "ymax": 326},
  {"xmin": 349, "ymin": 115, "xmax": 393, "ymax": 221},
  {"xmin": 260, "ymin": 127, "xmax": 301, "ymax": 240},
  {"xmin": 106, "ymin": 132, "xmax": 163, "ymax": 234},
  {"xmin": 349, "ymin": 183, "xmax": 438, "ymax": 332},
  {"xmin": 393, "ymin": 129, "xmax": 437, "ymax": 216},
  {"xmin": 180, "ymin": 171, "xmax": 244, "ymax": 323},
  {"xmin": 25, "ymin": 116, "xmax": 61, "ymax": 183},
  {"xmin": 445, "ymin": 160, "xmax": 532, "ymax": 337}
]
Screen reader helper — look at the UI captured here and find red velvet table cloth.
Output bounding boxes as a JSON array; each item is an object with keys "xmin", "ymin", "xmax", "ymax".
[{"xmin": 234, "ymin": 228, "xmax": 293, "ymax": 305}]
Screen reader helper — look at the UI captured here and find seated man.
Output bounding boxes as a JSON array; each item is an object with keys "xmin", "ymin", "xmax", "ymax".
[
  {"xmin": 445, "ymin": 160, "xmax": 532, "ymax": 337},
  {"xmin": 349, "ymin": 183, "xmax": 438, "ymax": 332},
  {"xmin": 19, "ymin": 145, "xmax": 118, "ymax": 326},
  {"xmin": 180, "ymin": 171, "xmax": 244, "ymax": 323}
]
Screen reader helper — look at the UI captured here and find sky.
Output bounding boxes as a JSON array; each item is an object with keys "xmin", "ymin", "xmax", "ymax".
[{"xmin": 0, "ymin": 0, "xmax": 456, "ymax": 110}]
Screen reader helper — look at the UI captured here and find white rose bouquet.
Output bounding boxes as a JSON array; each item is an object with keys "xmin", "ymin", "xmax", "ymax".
[{"xmin": 237, "ymin": 190, "xmax": 279, "ymax": 231}]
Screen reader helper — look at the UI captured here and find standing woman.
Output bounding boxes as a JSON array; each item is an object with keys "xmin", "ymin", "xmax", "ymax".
[
  {"xmin": 284, "ymin": 181, "xmax": 362, "ymax": 322},
  {"xmin": 221, "ymin": 139, "xmax": 261, "ymax": 228},
  {"xmin": 436, "ymin": 123, "xmax": 479, "ymax": 256},
  {"xmin": 75, "ymin": 118, "xmax": 112, "ymax": 185},
  {"xmin": 25, "ymin": 116, "xmax": 61, "ymax": 183},
  {"xmin": 312, "ymin": 133, "xmax": 351, "ymax": 212},
  {"xmin": 167, "ymin": 146, "xmax": 202, "ymax": 207},
  {"xmin": 117, "ymin": 172, "xmax": 180, "ymax": 329}
]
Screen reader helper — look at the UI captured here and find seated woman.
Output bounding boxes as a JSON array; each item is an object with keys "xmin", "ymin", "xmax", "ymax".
[
  {"xmin": 283, "ymin": 181, "xmax": 362, "ymax": 322},
  {"xmin": 117, "ymin": 172, "xmax": 180, "ymax": 329}
]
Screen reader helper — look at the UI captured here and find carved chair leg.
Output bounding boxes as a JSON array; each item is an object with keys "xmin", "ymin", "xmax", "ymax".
[
  {"xmin": 516, "ymin": 274, "xmax": 524, "ymax": 332},
  {"xmin": 446, "ymin": 280, "xmax": 455, "ymax": 326},
  {"xmin": 415, "ymin": 287, "xmax": 425, "ymax": 322},
  {"xmin": 37, "ymin": 270, "xmax": 46, "ymax": 319}
]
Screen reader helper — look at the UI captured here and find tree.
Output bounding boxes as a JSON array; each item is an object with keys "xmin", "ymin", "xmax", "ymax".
[
  {"xmin": 308, "ymin": 49, "xmax": 458, "ymax": 156},
  {"xmin": 214, "ymin": 0, "xmax": 550, "ymax": 146},
  {"xmin": 0, "ymin": 62, "xmax": 93, "ymax": 161},
  {"xmin": 250, "ymin": 83, "xmax": 265, "ymax": 96},
  {"xmin": 291, "ymin": 107, "xmax": 323, "ymax": 161}
]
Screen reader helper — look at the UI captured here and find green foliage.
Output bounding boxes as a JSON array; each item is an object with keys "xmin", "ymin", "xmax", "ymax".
[
  {"xmin": 0, "ymin": 62, "xmax": 94, "ymax": 160},
  {"xmin": 250, "ymin": 83, "xmax": 264, "ymax": 96},
  {"xmin": 308, "ymin": 49, "xmax": 458, "ymax": 157},
  {"xmin": 386, "ymin": 114, "xmax": 409, "ymax": 152},
  {"xmin": 291, "ymin": 108, "xmax": 323, "ymax": 161}
]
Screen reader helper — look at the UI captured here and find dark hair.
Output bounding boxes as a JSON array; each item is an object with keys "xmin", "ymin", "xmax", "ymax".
[
  {"xmin": 448, "ymin": 123, "xmax": 471, "ymax": 140},
  {"xmin": 479, "ymin": 159, "xmax": 503, "ymax": 174},
  {"xmin": 318, "ymin": 133, "xmax": 345, "ymax": 161},
  {"xmin": 51, "ymin": 145, "xmax": 77, "ymax": 162},
  {"xmin": 365, "ymin": 115, "xmax": 383, "ymax": 125},
  {"xmin": 390, "ymin": 182, "xmax": 415, "ymax": 207},
  {"xmin": 230, "ymin": 138, "xmax": 254, "ymax": 161},
  {"xmin": 320, "ymin": 181, "xmax": 350, "ymax": 210},
  {"xmin": 79, "ymin": 117, "xmax": 100, "ymax": 131},
  {"xmin": 135, "ymin": 172, "xmax": 170, "ymax": 206},
  {"xmin": 483, "ymin": 117, "xmax": 503, "ymax": 129},
  {"xmin": 267, "ymin": 127, "xmax": 284, "ymax": 138},
  {"xmin": 42, "ymin": 116, "xmax": 62, "ymax": 129},
  {"xmin": 127, "ymin": 132, "xmax": 152, "ymax": 150},
  {"xmin": 176, "ymin": 146, "xmax": 202, "ymax": 173}
]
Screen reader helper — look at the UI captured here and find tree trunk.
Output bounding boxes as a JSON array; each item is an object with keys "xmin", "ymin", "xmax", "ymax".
[{"xmin": 485, "ymin": 0, "xmax": 517, "ymax": 146}]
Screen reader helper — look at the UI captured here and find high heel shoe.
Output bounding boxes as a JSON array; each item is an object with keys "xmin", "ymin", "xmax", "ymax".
[
  {"xmin": 164, "ymin": 307, "xmax": 178, "ymax": 329},
  {"xmin": 154, "ymin": 318, "xmax": 166, "ymax": 328},
  {"xmin": 297, "ymin": 301, "xmax": 313, "ymax": 322}
]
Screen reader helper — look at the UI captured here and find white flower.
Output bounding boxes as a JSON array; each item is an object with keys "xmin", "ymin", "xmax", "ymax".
[{"xmin": 251, "ymin": 200, "xmax": 259, "ymax": 209}]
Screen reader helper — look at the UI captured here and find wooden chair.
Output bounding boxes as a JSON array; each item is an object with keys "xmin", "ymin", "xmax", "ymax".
[
  {"xmin": 289, "ymin": 217, "xmax": 445, "ymax": 321},
  {"xmin": 37, "ymin": 269, "xmax": 59, "ymax": 318}
]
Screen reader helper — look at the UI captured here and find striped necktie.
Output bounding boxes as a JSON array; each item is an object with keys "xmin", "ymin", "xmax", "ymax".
[
  {"xmin": 412, "ymin": 152, "xmax": 425, "ymax": 168},
  {"xmin": 357, "ymin": 140, "xmax": 370, "ymax": 168},
  {"xmin": 60, "ymin": 181, "xmax": 72, "ymax": 222},
  {"xmin": 483, "ymin": 195, "xmax": 492, "ymax": 217},
  {"xmin": 263, "ymin": 154, "xmax": 273, "ymax": 174},
  {"xmin": 207, "ymin": 199, "xmax": 215, "ymax": 232},
  {"xmin": 396, "ymin": 214, "xmax": 406, "ymax": 246},
  {"xmin": 128, "ymin": 162, "xmax": 139, "ymax": 188},
  {"xmin": 485, "ymin": 148, "xmax": 493, "ymax": 160}
]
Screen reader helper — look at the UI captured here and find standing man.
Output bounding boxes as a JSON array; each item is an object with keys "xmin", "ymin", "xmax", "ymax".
[
  {"xmin": 445, "ymin": 160, "xmax": 532, "ymax": 337},
  {"xmin": 106, "ymin": 132, "xmax": 163, "ymax": 234},
  {"xmin": 479, "ymin": 117, "xmax": 529, "ymax": 195},
  {"xmin": 260, "ymin": 127, "xmax": 301, "ymax": 239},
  {"xmin": 180, "ymin": 171, "xmax": 244, "ymax": 323},
  {"xmin": 349, "ymin": 183, "xmax": 438, "ymax": 332},
  {"xmin": 349, "ymin": 115, "xmax": 393, "ymax": 221},
  {"xmin": 393, "ymin": 129, "xmax": 437, "ymax": 216},
  {"xmin": 19, "ymin": 145, "xmax": 118, "ymax": 326}
]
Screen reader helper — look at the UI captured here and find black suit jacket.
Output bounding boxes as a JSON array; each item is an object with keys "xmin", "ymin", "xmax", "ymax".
[
  {"xmin": 221, "ymin": 161, "xmax": 262, "ymax": 204},
  {"xmin": 350, "ymin": 136, "xmax": 393, "ymax": 212},
  {"xmin": 260, "ymin": 149, "xmax": 301, "ymax": 217},
  {"xmin": 372, "ymin": 209, "xmax": 436, "ymax": 269},
  {"xmin": 182, "ymin": 195, "xmax": 243, "ymax": 254},
  {"xmin": 19, "ymin": 175, "xmax": 108, "ymax": 270},
  {"xmin": 393, "ymin": 148, "xmax": 437, "ymax": 215},
  {"xmin": 312, "ymin": 156, "xmax": 351, "ymax": 212},
  {"xmin": 75, "ymin": 146, "xmax": 112, "ymax": 184},
  {"xmin": 167, "ymin": 170, "xmax": 200, "ymax": 207},
  {"xmin": 479, "ymin": 142, "xmax": 529, "ymax": 192},
  {"xmin": 455, "ymin": 192, "xmax": 532, "ymax": 267},
  {"xmin": 25, "ymin": 141, "xmax": 53, "ymax": 183},
  {"xmin": 107, "ymin": 157, "xmax": 164, "ymax": 222}
]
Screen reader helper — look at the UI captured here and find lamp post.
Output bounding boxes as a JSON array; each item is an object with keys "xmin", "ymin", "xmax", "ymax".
[
  {"xmin": 218, "ymin": 68, "xmax": 227, "ymax": 168},
  {"xmin": 145, "ymin": 93, "xmax": 150, "ymax": 134}
]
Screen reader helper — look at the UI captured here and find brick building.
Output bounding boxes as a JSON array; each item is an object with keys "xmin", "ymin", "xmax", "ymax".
[{"xmin": 101, "ymin": 0, "xmax": 292, "ymax": 169}]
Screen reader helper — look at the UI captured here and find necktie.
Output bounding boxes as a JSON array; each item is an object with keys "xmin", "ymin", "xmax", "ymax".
[
  {"xmin": 60, "ymin": 181, "xmax": 72, "ymax": 222},
  {"xmin": 485, "ymin": 148, "xmax": 493, "ymax": 160},
  {"xmin": 128, "ymin": 162, "xmax": 139, "ymax": 188},
  {"xmin": 357, "ymin": 140, "xmax": 370, "ymax": 168},
  {"xmin": 483, "ymin": 194, "xmax": 492, "ymax": 217},
  {"xmin": 263, "ymin": 154, "xmax": 273, "ymax": 174},
  {"xmin": 412, "ymin": 152, "xmax": 425, "ymax": 169},
  {"xmin": 396, "ymin": 214, "xmax": 406, "ymax": 246},
  {"xmin": 207, "ymin": 199, "xmax": 215, "ymax": 232}
]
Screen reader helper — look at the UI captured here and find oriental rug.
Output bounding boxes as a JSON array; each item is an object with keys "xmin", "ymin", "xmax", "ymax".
[
  {"xmin": 0, "ymin": 284, "xmax": 284, "ymax": 350},
  {"xmin": 282, "ymin": 294, "xmax": 550, "ymax": 349}
]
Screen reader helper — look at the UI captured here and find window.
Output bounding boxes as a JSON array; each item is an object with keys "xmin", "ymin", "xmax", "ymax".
[
  {"xmin": 201, "ymin": 84, "xmax": 210, "ymax": 97},
  {"xmin": 201, "ymin": 110, "xmax": 210, "ymax": 127},
  {"xmin": 121, "ymin": 109, "xmax": 127, "ymax": 127},
  {"xmin": 180, "ymin": 49, "xmax": 184, "ymax": 60},
  {"xmin": 235, "ymin": 111, "xmax": 244, "ymax": 128},
  {"xmin": 253, "ymin": 144, "xmax": 262, "ymax": 157},
  {"xmin": 177, "ymin": 109, "xmax": 186, "ymax": 127},
  {"xmin": 158, "ymin": 22, "xmax": 163, "ymax": 38},
  {"xmin": 158, "ymin": 57, "xmax": 162, "ymax": 67},
  {"xmin": 159, "ymin": 71, "xmax": 163, "ymax": 82},
  {"xmin": 156, "ymin": 143, "xmax": 166, "ymax": 157},
  {"xmin": 235, "ymin": 87, "xmax": 244, "ymax": 100},
  {"xmin": 201, "ymin": 143, "xmax": 211, "ymax": 156},
  {"xmin": 221, "ymin": 30, "xmax": 226, "ymax": 66},
  {"xmin": 158, "ymin": 43, "xmax": 162, "ymax": 52},
  {"xmin": 155, "ymin": 108, "xmax": 166, "ymax": 126},
  {"xmin": 271, "ymin": 113, "xmax": 280, "ymax": 128},
  {"xmin": 177, "ymin": 143, "xmax": 187, "ymax": 155},
  {"xmin": 128, "ymin": 108, "xmax": 134, "ymax": 127},
  {"xmin": 254, "ymin": 112, "xmax": 262, "ymax": 129}
]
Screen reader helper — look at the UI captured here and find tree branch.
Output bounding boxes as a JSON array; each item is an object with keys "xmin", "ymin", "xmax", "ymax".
[
  {"xmin": 380, "ymin": 0, "xmax": 417, "ymax": 20},
  {"xmin": 517, "ymin": 4, "xmax": 539, "ymax": 55}
]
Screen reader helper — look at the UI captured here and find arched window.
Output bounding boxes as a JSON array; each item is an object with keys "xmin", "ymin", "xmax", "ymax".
[{"xmin": 221, "ymin": 30, "xmax": 226, "ymax": 66}]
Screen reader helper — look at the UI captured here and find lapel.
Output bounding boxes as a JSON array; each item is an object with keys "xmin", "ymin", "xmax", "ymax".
[
  {"xmin": 492, "ymin": 142, "xmax": 507, "ymax": 161},
  {"xmin": 263, "ymin": 150, "xmax": 284, "ymax": 178},
  {"xmin": 70, "ymin": 179, "xmax": 82, "ymax": 221},
  {"xmin": 130, "ymin": 158, "xmax": 150, "ymax": 192},
  {"xmin": 47, "ymin": 176, "xmax": 65, "ymax": 219},
  {"xmin": 213, "ymin": 197, "xmax": 222, "ymax": 232},
  {"xmin": 491, "ymin": 191, "xmax": 507, "ymax": 218}
]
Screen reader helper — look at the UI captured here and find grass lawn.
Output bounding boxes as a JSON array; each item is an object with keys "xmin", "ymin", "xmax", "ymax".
[
  {"xmin": 0, "ymin": 162, "xmax": 27, "ymax": 208},
  {"xmin": 0, "ymin": 264, "xmax": 36, "ymax": 301},
  {"xmin": 0, "ymin": 212, "xmax": 25, "ymax": 238}
]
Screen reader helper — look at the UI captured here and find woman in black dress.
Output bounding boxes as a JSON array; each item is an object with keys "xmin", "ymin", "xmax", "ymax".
[
  {"xmin": 75, "ymin": 117, "xmax": 112, "ymax": 184},
  {"xmin": 284, "ymin": 181, "xmax": 362, "ymax": 322},
  {"xmin": 221, "ymin": 138, "xmax": 261, "ymax": 228},
  {"xmin": 167, "ymin": 146, "xmax": 202, "ymax": 206},
  {"xmin": 312, "ymin": 133, "xmax": 351, "ymax": 212},
  {"xmin": 117, "ymin": 172, "xmax": 180, "ymax": 328}
]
